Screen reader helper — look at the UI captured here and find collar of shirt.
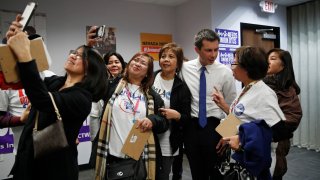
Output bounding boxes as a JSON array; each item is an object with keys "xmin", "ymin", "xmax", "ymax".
[{"xmin": 195, "ymin": 57, "xmax": 218, "ymax": 74}]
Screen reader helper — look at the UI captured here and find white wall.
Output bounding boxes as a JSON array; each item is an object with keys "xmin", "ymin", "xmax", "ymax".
[
  {"xmin": 1, "ymin": 0, "xmax": 176, "ymax": 74},
  {"xmin": 175, "ymin": 0, "xmax": 212, "ymax": 60},
  {"xmin": 211, "ymin": 0, "xmax": 287, "ymax": 50}
]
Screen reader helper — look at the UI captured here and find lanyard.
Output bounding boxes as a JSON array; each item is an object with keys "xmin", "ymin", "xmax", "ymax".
[
  {"xmin": 230, "ymin": 80, "xmax": 258, "ymax": 113},
  {"xmin": 126, "ymin": 86, "xmax": 140, "ymax": 123}
]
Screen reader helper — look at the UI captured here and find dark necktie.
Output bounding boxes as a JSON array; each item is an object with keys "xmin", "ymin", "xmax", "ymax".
[{"xmin": 199, "ymin": 66, "xmax": 207, "ymax": 128}]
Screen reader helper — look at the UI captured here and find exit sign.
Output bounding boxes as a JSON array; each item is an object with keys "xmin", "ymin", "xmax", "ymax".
[{"xmin": 260, "ymin": 1, "xmax": 278, "ymax": 13}]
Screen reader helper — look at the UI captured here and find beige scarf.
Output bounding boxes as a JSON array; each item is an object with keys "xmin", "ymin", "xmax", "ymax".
[{"xmin": 95, "ymin": 79, "xmax": 156, "ymax": 180}]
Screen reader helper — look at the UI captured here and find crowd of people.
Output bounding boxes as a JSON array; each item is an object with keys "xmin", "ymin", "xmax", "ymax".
[{"xmin": 0, "ymin": 14, "xmax": 302, "ymax": 180}]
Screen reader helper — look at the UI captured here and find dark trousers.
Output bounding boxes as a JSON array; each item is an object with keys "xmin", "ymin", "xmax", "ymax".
[
  {"xmin": 183, "ymin": 117, "xmax": 223, "ymax": 180},
  {"xmin": 172, "ymin": 145, "xmax": 184, "ymax": 180}
]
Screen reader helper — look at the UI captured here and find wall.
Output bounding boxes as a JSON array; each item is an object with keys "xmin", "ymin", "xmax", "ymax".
[
  {"xmin": 211, "ymin": 0, "xmax": 287, "ymax": 49},
  {"xmin": 175, "ymin": 0, "xmax": 212, "ymax": 60},
  {"xmin": 1, "ymin": 0, "xmax": 176, "ymax": 74}
]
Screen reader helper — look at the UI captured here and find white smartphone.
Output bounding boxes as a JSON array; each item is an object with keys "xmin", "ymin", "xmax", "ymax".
[{"xmin": 19, "ymin": 2, "xmax": 37, "ymax": 31}]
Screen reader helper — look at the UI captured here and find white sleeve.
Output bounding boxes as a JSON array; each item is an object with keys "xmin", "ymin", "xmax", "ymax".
[{"xmin": 0, "ymin": 90, "xmax": 9, "ymax": 112}]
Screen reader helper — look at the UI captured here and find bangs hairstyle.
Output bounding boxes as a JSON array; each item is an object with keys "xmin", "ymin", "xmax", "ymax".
[
  {"xmin": 235, "ymin": 46, "xmax": 268, "ymax": 80},
  {"xmin": 74, "ymin": 45, "xmax": 108, "ymax": 102},
  {"xmin": 103, "ymin": 51, "xmax": 126, "ymax": 74},
  {"xmin": 267, "ymin": 48, "xmax": 300, "ymax": 94},
  {"xmin": 194, "ymin": 29, "xmax": 220, "ymax": 49},
  {"xmin": 123, "ymin": 52, "xmax": 154, "ymax": 92},
  {"xmin": 159, "ymin": 42, "xmax": 184, "ymax": 72}
]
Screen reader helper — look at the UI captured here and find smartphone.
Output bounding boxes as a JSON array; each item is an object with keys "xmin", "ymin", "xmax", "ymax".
[
  {"xmin": 94, "ymin": 25, "xmax": 106, "ymax": 39},
  {"xmin": 19, "ymin": 2, "xmax": 38, "ymax": 31}
]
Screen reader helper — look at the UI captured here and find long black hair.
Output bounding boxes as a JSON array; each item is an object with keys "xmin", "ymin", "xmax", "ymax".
[
  {"xmin": 74, "ymin": 45, "xmax": 108, "ymax": 101},
  {"xmin": 267, "ymin": 48, "xmax": 300, "ymax": 94}
]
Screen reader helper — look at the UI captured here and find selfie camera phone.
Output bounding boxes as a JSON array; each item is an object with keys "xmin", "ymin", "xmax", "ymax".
[
  {"xmin": 20, "ymin": 2, "xmax": 38, "ymax": 31},
  {"xmin": 95, "ymin": 25, "xmax": 106, "ymax": 38}
]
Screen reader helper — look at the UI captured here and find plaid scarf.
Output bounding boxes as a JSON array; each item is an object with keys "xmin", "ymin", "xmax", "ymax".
[{"xmin": 95, "ymin": 79, "xmax": 156, "ymax": 180}]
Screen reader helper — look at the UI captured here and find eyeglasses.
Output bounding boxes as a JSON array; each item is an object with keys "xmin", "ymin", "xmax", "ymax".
[
  {"xmin": 69, "ymin": 50, "xmax": 83, "ymax": 59},
  {"xmin": 231, "ymin": 63, "xmax": 239, "ymax": 69},
  {"xmin": 132, "ymin": 57, "xmax": 148, "ymax": 67}
]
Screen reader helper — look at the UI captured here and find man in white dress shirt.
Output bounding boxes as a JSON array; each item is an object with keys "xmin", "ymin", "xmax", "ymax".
[{"xmin": 180, "ymin": 29, "xmax": 237, "ymax": 180}]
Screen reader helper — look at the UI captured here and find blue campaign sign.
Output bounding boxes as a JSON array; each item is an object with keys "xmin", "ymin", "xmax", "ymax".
[
  {"xmin": 219, "ymin": 48, "xmax": 235, "ymax": 65},
  {"xmin": 215, "ymin": 28, "xmax": 239, "ymax": 45}
]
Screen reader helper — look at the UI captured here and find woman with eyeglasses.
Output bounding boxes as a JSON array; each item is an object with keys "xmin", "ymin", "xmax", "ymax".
[
  {"xmin": 213, "ymin": 46, "xmax": 292, "ymax": 179},
  {"xmin": 264, "ymin": 48, "xmax": 302, "ymax": 180},
  {"xmin": 6, "ymin": 15, "xmax": 108, "ymax": 180},
  {"xmin": 91, "ymin": 51, "xmax": 168, "ymax": 180}
]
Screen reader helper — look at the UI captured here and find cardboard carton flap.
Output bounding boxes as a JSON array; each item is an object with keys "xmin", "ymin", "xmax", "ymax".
[{"xmin": 0, "ymin": 38, "xmax": 49, "ymax": 83}]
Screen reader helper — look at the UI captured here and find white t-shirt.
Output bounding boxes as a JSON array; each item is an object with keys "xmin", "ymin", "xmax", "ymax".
[
  {"xmin": 0, "ymin": 89, "xmax": 29, "ymax": 152},
  {"xmin": 153, "ymin": 73, "xmax": 178, "ymax": 156},
  {"xmin": 109, "ymin": 83, "xmax": 147, "ymax": 158},
  {"xmin": 231, "ymin": 80, "xmax": 285, "ymax": 126},
  {"xmin": 230, "ymin": 80, "xmax": 285, "ymax": 175}
]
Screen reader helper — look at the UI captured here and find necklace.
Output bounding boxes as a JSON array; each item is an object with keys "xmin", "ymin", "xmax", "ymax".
[{"xmin": 126, "ymin": 84, "xmax": 141, "ymax": 123}]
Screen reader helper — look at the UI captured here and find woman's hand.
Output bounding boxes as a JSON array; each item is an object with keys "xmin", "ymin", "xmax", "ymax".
[
  {"xmin": 212, "ymin": 88, "xmax": 229, "ymax": 114},
  {"xmin": 7, "ymin": 32, "xmax": 32, "ymax": 62},
  {"xmin": 223, "ymin": 135, "xmax": 240, "ymax": 151},
  {"xmin": 20, "ymin": 103, "xmax": 31, "ymax": 123},
  {"xmin": 216, "ymin": 138, "xmax": 229, "ymax": 156},
  {"xmin": 86, "ymin": 26, "xmax": 98, "ymax": 47},
  {"xmin": 159, "ymin": 108, "xmax": 181, "ymax": 121},
  {"xmin": 136, "ymin": 118, "xmax": 153, "ymax": 132},
  {"xmin": 6, "ymin": 14, "xmax": 23, "ymax": 41}
]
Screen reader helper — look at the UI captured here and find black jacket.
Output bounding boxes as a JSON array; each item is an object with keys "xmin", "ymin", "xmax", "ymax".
[
  {"xmin": 153, "ymin": 70, "xmax": 191, "ymax": 153},
  {"xmin": 11, "ymin": 61, "xmax": 92, "ymax": 180}
]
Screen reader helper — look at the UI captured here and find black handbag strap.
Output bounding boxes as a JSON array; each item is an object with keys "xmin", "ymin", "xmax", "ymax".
[{"xmin": 33, "ymin": 92, "xmax": 62, "ymax": 131}]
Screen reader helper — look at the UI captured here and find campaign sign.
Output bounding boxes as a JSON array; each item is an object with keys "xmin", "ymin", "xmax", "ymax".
[
  {"xmin": 219, "ymin": 47, "xmax": 236, "ymax": 65},
  {"xmin": 0, "ymin": 128, "xmax": 14, "ymax": 154},
  {"xmin": 78, "ymin": 120, "xmax": 90, "ymax": 143},
  {"xmin": 215, "ymin": 28, "xmax": 239, "ymax": 45}
]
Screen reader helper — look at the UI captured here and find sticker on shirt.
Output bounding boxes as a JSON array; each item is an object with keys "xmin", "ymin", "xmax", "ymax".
[{"xmin": 234, "ymin": 103, "xmax": 245, "ymax": 116}]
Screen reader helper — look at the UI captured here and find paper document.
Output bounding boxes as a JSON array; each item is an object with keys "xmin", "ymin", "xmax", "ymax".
[
  {"xmin": 121, "ymin": 121, "xmax": 152, "ymax": 160},
  {"xmin": 215, "ymin": 114, "xmax": 242, "ymax": 138}
]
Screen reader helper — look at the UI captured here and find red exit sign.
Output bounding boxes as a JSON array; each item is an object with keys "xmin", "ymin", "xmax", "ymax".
[{"xmin": 260, "ymin": 0, "xmax": 278, "ymax": 13}]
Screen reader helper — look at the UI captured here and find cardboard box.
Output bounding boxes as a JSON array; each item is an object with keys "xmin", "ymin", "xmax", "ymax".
[{"xmin": 0, "ymin": 38, "xmax": 49, "ymax": 83}]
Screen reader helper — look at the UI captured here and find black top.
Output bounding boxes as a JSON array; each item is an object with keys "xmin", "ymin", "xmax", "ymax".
[
  {"xmin": 154, "ymin": 70, "xmax": 191, "ymax": 153},
  {"xmin": 11, "ymin": 60, "xmax": 92, "ymax": 180}
]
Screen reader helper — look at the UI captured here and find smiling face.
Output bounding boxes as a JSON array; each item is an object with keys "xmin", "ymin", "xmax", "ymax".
[
  {"xmin": 196, "ymin": 39, "xmax": 219, "ymax": 66},
  {"xmin": 267, "ymin": 51, "xmax": 284, "ymax": 75},
  {"xmin": 159, "ymin": 49, "xmax": 178, "ymax": 74},
  {"xmin": 107, "ymin": 55, "xmax": 123, "ymax": 77},
  {"xmin": 127, "ymin": 55, "xmax": 149, "ymax": 81},
  {"xmin": 64, "ymin": 48, "xmax": 85, "ymax": 75}
]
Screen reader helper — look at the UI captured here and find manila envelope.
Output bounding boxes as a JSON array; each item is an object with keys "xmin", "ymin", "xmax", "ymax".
[
  {"xmin": 0, "ymin": 38, "xmax": 49, "ymax": 83},
  {"xmin": 215, "ymin": 113, "xmax": 242, "ymax": 138},
  {"xmin": 121, "ymin": 121, "xmax": 152, "ymax": 160}
]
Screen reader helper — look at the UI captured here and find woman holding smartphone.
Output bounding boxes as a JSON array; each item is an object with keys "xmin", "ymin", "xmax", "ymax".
[{"xmin": 6, "ymin": 15, "xmax": 107, "ymax": 180}]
